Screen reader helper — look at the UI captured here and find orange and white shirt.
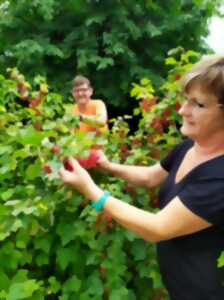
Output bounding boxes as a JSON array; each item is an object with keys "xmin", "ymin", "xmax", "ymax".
[{"xmin": 73, "ymin": 99, "xmax": 108, "ymax": 134}]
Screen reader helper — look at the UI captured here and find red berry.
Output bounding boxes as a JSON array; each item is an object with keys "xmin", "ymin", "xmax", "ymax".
[
  {"xmin": 120, "ymin": 146, "xmax": 128, "ymax": 153},
  {"xmin": 103, "ymin": 213, "xmax": 113, "ymax": 222},
  {"xmin": 100, "ymin": 267, "xmax": 106, "ymax": 274},
  {"xmin": 33, "ymin": 122, "xmax": 42, "ymax": 130},
  {"xmin": 29, "ymin": 98, "xmax": 41, "ymax": 108},
  {"xmin": 63, "ymin": 158, "xmax": 74, "ymax": 172},
  {"xmin": 88, "ymin": 150, "xmax": 100, "ymax": 167},
  {"xmin": 175, "ymin": 101, "xmax": 181, "ymax": 111},
  {"xmin": 140, "ymin": 97, "xmax": 157, "ymax": 112},
  {"xmin": 77, "ymin": 150, "xmax": 100, "ymax": 169},
  {"xmin": 17, "ymin": 82, "xmax": 27, "ymax": 98},
  {"xmin": 140, "ymin": 99, "xmax": 150, "ymax": 112},
  {"xmin": 175, "ymin": 74, "xmax": 181, "ymax": 81},
  {"xmin": 95, "ymin": 214, "xmax": 102, "ymax": 225},
  {"xmin": 76, "ymin": 157, "xmax": 89, "ymax": 169},
  {"xmin": 107, "ymin": 222, "xmax": 114, "ymax": 229},
  {"xmin": 152, "ymin": 118, "xmax": 163, "ymax": 134},
  {"xmin": 51, "ymin": 144, "xmax": 60, "ymax": 154},
  {"xmin": 132, "ymin": 138, "xmax": 141, "ymax": 145},
  {"xmin": 43, "ymin": 164, "xmax": 52, "ymax": 174}
]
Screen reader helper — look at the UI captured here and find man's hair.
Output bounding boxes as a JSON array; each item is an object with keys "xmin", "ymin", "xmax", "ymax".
[
  {"xmin": 72, "ymin": 75, "xmax": 92, "ymax": 88},
  {"xmin": 182, "ymin": 54, "xmax": 224, "ymax": 105}
]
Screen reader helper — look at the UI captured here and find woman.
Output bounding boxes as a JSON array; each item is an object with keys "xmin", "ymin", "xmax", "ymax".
[{"xmin": 60, "ymin": 55, "xmax": 224, "ymax": 300}]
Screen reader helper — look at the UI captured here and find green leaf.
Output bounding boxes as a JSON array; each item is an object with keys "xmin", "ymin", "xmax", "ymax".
[
  {"xmin": 0, "ymin": 145, "xmax": 13, "ymax": 155},
  {"xmin": 124, "ymin": 230, "xmax": 138, "ymax": 242},
  {"xmin": 86, "ymin": 272, "xmax": 103, "ymax": 296},
  {"xmin": 0, "ymin": 155, "xmax": 17, "ymax": 173},
  {"xmin": 0, "ymin": 241, "xmax": 23, "ymax": 270},
  {"xmin": 130, "ymin": 239, "xmax": 148, "ymax": 261},
  {"xmin": 25, "ymin": 159, "xmax": 42, "ymax": 180},
  {"xmin": 13, "ymin": 147, "xmax": 31, "ymax": 159},
  {"xmin": 96, "ymin": 58, "xmax": 114, "ymax": 70},
  {"xmin": 108, "ymin": 287, "xmax": 128, "ymax": 300},
  {"xmin": 62, "ymin": 275, "xmax": 81, "ymax": 293},
  {"xmin": 56, "ymin": 247, "xmax": 74, "ymax": 270},
  {"xmin": 36, "ymin": 253, "xmax": 49, "ymax": 266},
  {"xmin": 165, "ymin": 57, "xmax": 177, "ymax": 65},
  {"xmin": 218, "ymin": 251, "xmax": 224, "ymax": 268},
  {"xmin": 85, "ymin": 15, "xmax": 105, "ymax": 26},
  {"xmin": 16, "ymin": 231, "xmax": 30, "ymax": 249},
  {"xmin": 34, "ymin": 236, "xmax": 52, "ymax": 253},
  {"xmin": 145, "ymin": 21, "xmax": 161, "ymax": 37},
  {"xmin": 0, "ymin": 290, "xmax": 7, "ymax": 298},
  {"xmin": 1, "ymin": 189, "xmax": 14, "ymax": 201},
  {"xmin": 7, "ymin": 280, "xmax": 39, "ymax": 300},
  {"xmin": 45, "ymin": 44, "xmax": 64, "ymax": 58},
  {"xmin": 9, "ymin": 201, "xmax": 37, "ymax": 217},
  {"xmin": 56, "ymin": 222, "xmax": 76, "ymax": 246},
  {"xmin": 48, "ymin": 277, "xmax": 61, "ymax": 294},
  {"xmin": 27, "ymin": 290, "xmax": 44, "ymax": 300},
  {"xmin": 0, "ymin": 270, "xmax": 10, "ymax": 291},
  {"xmin": 18, "ymin": 127, "xmax": 45, "ymax": 146}
]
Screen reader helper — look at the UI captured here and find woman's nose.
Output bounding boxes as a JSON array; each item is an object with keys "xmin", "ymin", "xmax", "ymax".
[{"xmin": 179, "ymin": 101, "xmax": 192, "ymax": 116}]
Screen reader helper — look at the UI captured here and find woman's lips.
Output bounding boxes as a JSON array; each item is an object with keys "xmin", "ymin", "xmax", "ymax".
[{"xmin": 183, "ymin": 119, "xmax": 195, "ymax": 126}]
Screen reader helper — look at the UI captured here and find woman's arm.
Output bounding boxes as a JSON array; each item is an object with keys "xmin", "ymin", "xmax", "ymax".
[
  {"xmin": 59, "ymin": 158, "xmax": 211, "ymax": 242},
  {"xmin": 97, "ymin": 153, "xmax": 168, "ymax": 188},
  {"xmin": 102, "ymin": 195, "xmax": 211, "ymax": 242}
]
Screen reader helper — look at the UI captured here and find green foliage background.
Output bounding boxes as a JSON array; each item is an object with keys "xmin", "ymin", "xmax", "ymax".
[{"xmin": 0, "ymin": 0, "xmax": 222, "ymax": 111}]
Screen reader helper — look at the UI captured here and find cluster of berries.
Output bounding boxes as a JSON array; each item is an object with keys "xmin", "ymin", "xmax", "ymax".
[{"xmin": 43, "ymin": 148, "xmax": 100, "ymax": 174}]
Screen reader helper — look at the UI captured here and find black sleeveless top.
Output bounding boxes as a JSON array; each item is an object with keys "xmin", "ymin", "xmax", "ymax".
[{"xmin": 158, "ymin": 139, "xmax": 224, "ymax": 300}]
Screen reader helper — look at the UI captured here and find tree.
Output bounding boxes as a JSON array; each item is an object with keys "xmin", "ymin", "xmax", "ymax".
[{"xmin": 0, "ymin": 0, "xmax": 221, "ymax": 113}]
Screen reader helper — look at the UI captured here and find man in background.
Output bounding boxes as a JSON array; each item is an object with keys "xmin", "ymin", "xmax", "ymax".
[{"xmin": 72, "ymin": 75, "xmax": 108, "ymax": 138}]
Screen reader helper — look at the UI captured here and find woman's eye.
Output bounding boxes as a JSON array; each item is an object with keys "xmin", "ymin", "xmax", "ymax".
[
  {"xmin": 196, "ymin": 101, "xmax": 205, "ymax": 108},
  {"xmin": 184, "ymin": 98, "xmax": 206, "ymax": 108}
]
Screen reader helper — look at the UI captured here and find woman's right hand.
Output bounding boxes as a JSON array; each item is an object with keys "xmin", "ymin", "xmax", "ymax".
[
  {"xmin": 96, "ymin": 150, "xmax": 111, "ymax": 171},
  {"xmin": 59, "ymin": 157, "xmax": 101, "ymax": 200}
]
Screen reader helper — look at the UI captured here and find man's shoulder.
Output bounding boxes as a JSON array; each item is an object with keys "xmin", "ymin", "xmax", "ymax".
[
  {"xmin": 91, "ymin": 99, "xmax": 105, "ymax": 105},
  {"xmin": 72, "ymin": 103, "xmax": 78, "ymax": 112}
]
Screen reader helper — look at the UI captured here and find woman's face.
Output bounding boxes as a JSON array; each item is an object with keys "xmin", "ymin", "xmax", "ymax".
[{"xmin": 179, "ymin": 82, "xmax": 224, "ymax": 141}]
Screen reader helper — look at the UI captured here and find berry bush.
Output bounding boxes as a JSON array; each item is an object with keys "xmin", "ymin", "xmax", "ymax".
[{"xmin": 0, "ymin": 49, "xmax": 199, "ymax": 300}]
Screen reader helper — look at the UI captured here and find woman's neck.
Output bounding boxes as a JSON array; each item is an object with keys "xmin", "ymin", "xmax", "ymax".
[{"xmin": 194, "ymin": 134, "xmax": 224, "ymax": 157}]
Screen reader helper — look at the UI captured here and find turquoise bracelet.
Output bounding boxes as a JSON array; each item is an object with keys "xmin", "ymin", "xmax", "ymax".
[{"xmin": 91, "ymin": 191, "xmax": 110, "ymax": 212}]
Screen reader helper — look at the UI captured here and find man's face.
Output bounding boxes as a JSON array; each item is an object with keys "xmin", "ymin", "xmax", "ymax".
[{"xmin": 72, "ymin": 83, "xmax": 93, "ymax": 105}]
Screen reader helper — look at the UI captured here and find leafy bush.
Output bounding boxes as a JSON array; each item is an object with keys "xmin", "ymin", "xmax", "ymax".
[{"xmin": 0, "ymin": 49, "xmax": 197, "ymax": 300}]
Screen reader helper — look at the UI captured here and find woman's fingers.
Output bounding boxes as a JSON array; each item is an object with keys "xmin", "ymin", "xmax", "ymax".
[
  {"xmin": 96, "ymin": 151, "xmax": 110, "ymax": 170},
  {"xmin": 59, "ymin": 156, "xmax": 99, "ymax": 199},
  {"xmin": 60, "ymin": 157, "xmax": 92, "ymax": 185},
  {"xmin": 59, "ymin": 166, "xmax": 75, "ymax": 183},
  {"xmin": 96, "ymin": 151, "xmax": 106, "ymax": 163}
]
